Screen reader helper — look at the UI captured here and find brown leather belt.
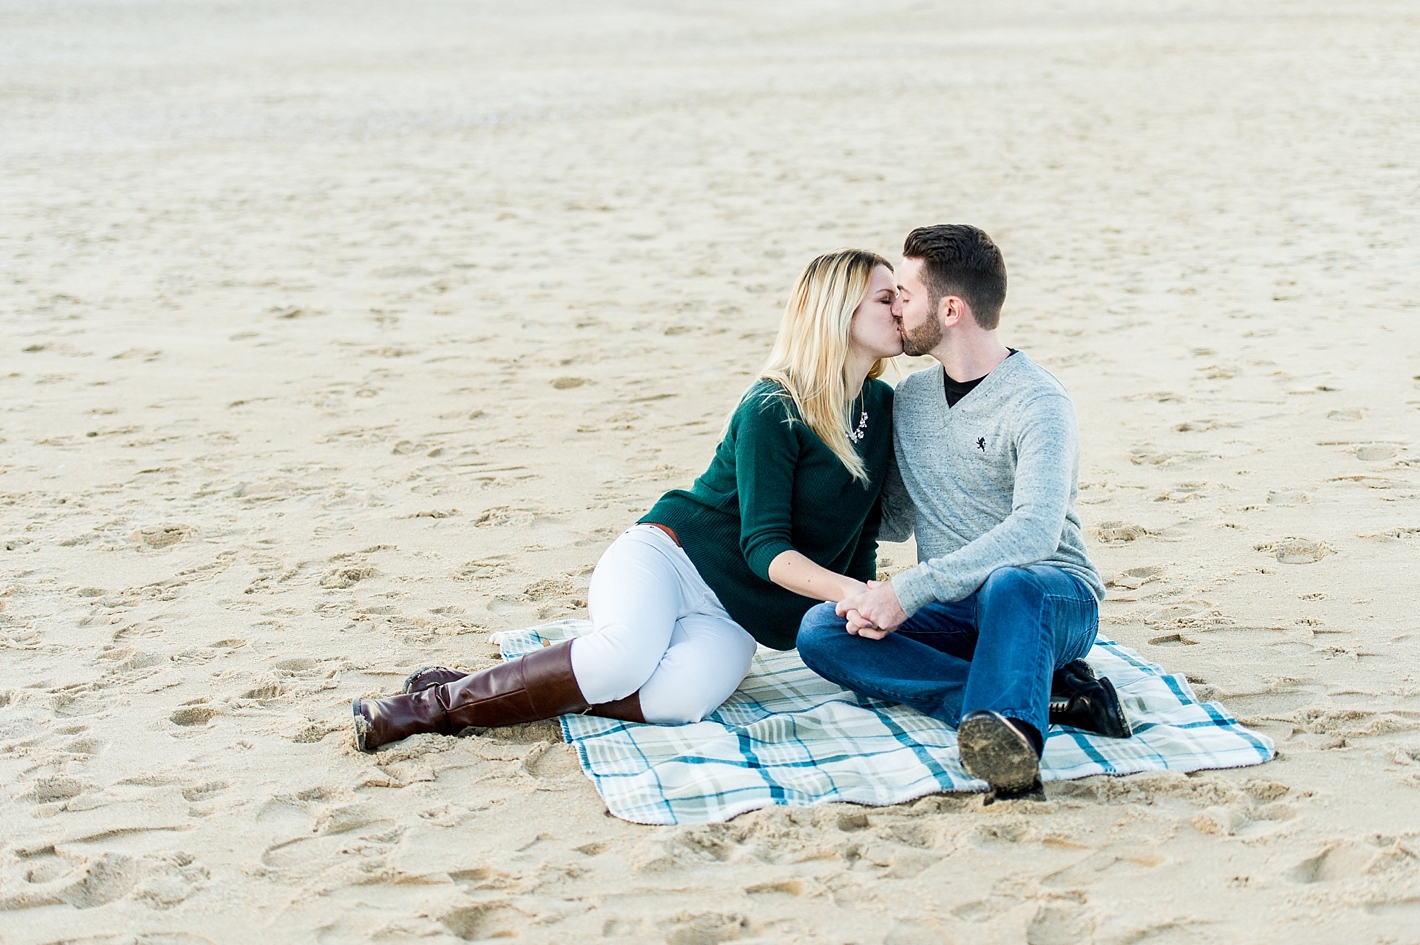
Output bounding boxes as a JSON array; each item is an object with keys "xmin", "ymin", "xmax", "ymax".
[{"xmin": 644, "ymin": 522, "xmax": 681, "ymax": 546}]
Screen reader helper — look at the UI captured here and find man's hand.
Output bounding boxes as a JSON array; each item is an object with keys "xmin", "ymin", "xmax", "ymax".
[{"xmin": 836, "ymin": 580, "xmax": 908, "ymax": 640}]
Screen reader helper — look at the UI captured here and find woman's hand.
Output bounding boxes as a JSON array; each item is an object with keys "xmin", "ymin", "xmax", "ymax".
[
  {"xmin": 766, "ymin": 550, "xmax": 866, "ymax": 603},
  {"xmin": 836, "ymin": 580, "xmax": 908, "ymax": 639}
]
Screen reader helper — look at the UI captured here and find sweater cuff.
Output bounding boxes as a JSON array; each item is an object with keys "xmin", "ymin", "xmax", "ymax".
[
  {"xmin": 891, "ymin": 566, "xmax": 939, "ymax": 617},
  {"xmin": 746, "ymin": 540, "xmax": 797, "ymax": 582}
]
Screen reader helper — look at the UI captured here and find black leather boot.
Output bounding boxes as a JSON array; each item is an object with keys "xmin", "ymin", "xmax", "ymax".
[{"xmin": 1049, "ymin": 659, "xmax": 1132, "ymax": 739}]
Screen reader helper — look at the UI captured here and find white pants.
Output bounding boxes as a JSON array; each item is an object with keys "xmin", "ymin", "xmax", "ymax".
[{"xmin": 571, "ymin": 525, "xmax": 758, "ymax": 724}]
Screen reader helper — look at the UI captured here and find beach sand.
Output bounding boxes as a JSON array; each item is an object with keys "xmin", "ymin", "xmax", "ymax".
[{"xmin": 2, "ymin": 1, "xmax": 1418, "ymax": 941}]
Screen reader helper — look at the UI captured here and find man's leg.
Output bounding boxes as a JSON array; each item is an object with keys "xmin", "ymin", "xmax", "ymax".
[
  {"xmin": 797, "ymin": 600, "xmax": 979, "ymax": 724},
  {"xmin": 962, "ymin": 565, "xmax": 1100, "ymax": 744}
]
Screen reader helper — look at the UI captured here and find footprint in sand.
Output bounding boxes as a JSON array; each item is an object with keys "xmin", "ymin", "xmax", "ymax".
[
  {"xmin": 1266, "ymin": 490, "xmax": 1309, "ymax": 506},
  {"xmin": 1130, "ymin": 446, "xmax": 1212, "ymax": 467},
  {"xmin": 659, "ymin": 912, "xmax": 757, "ymax": 945},
  {"xmin": 1255, "ymin": 538, "xmax": 1333, "ymax": 564},
  {"xmin": 132, "ymin": 524, "xmax": 194, "ymax": 550},
  {"xmin": 1286, "ymin": 841, "xmax": 1378, "ymax": 884},
  {"xmin": 1, "ymin": 849, "xmax": 208, "ymax": 911},
  {"xmin": 1172, "ymin": 418, "xmax": 1227, "ymax": 433},
  {"xmin": 320, "ymin": 566, "xmax": 375, "ymax": 591},
  {"xmin": 474, "ymin": 505, "xmax": 536, "ymax": 528},
  {"xmin": 441, "ymin": 901, "xmax": 530, "ymax": 941},
  {"xmin": 169, "ymin": 703, "xmax": 218, "ymax": 727},
  {"xmin": 1025, "ymin": 902, "xmax": 1096, "ymax": 944},
  {"xmin": 1108, "ymin": 566, "xmax": 1165, "ymax": 591},
  {"xmin": 1156, "ymin": 481, "xmax": 1208, "ymax": 503},
  {"xmin": 453, "ymin": 555, "xmax": 514, "ymax": 581},
  {"xmin": 1091, "ymin": 521, "xmax": 1149, "ymax": 544}
]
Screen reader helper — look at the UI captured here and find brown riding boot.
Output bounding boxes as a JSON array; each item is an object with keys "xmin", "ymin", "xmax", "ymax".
[
  {"xmin": 353, "ymin": 640, "xmax": 589, "ymax": 752},
  {"xmin": 401, "ymin": 665, "xmax": 468, "ymax": 694},
  {"xmin": 586, "ymin": 691, "xmax": 645, "ymax": 723},
  {"xmin": 408, "ymin": 667, "xmax": 647, "ymax": 719},
  {"xmin": 404, "ymin": 665, "xmax": 645, "ymax": 722},
  {"xmin": 398, "ymin": 656, "xmax": 644, "ymax": 724}
]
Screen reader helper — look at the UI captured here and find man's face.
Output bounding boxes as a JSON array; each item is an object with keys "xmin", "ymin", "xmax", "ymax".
[{"xmin": 896, "ymin": 257, "xmax": 942, "ymax": 357}]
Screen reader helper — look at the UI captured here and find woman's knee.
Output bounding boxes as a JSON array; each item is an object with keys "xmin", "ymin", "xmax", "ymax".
[
  {"xmin": 570, "ymin": 632, "xmax": 664, "ymax": 704},
  {"xmin": 640, "ymin": 694, "xmax": 712, "ymax": 726},
  {"xmin": 640, "ymin": 675, "xmax": 733, "ymax": 724},
  {"xmin": 637, "ymin": 627, "xmax": 754, "ymax": 725}
]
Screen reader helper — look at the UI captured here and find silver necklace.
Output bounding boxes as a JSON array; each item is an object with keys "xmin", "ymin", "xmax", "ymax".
[{"xmin": 847, "ymin": 399, "xmax": 869, "ymax": 443}]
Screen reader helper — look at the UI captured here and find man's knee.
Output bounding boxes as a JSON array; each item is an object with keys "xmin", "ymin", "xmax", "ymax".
[
  {"xmin": 796, "ymin": 602, "xmax": 847, "ymax": 658},
  {"xmin": 979, "ymin": 566, "xmax": 1044, "ymax": 603}
]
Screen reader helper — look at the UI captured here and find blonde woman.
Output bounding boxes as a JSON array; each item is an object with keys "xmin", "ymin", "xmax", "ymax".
[{"xmin": 353, "ymin": 249, "xmax": 904, "ymax": 750}]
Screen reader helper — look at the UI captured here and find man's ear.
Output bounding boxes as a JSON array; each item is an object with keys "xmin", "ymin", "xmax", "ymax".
[{"xmin": 938, "ymin": 295, "xmax": 964, "ymax": 327}]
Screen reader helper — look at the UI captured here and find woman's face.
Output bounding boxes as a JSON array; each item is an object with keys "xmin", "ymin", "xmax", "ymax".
[{"xmin": 849, "ymin": 265, "xmax": 904, "ymax": 361}]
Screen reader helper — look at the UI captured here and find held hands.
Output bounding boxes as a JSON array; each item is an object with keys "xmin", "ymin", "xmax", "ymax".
[{"xmin": 836, "ymin": 579, "xmax": 908, "ymax": 640}]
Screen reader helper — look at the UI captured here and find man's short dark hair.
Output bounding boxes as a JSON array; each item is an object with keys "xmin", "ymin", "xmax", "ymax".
[{"xmin": 902, "ymin": 225, "xmax": 1007, "ymax": 330}]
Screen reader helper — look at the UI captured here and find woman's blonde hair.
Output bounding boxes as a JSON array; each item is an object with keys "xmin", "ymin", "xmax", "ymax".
[{"xmin": 758, "ymin": 249, "xmax": 893, "ymax": 484}]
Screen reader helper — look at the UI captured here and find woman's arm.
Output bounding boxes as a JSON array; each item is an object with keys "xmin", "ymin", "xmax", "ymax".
[
  {"xmin": 767, "ymin": 550, "xmax": 866, "ymax": 602},
  {"xmin": 735, "ymin": 386, "xmax": 867, "ymax": 602}
]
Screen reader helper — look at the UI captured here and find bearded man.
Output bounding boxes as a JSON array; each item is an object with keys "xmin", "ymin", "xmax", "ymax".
[{"xmin": 797, "ymin": 224, "xmax": 1126, "ymax": 801}]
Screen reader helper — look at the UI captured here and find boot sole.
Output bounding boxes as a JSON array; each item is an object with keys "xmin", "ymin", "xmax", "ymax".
[
  {"xmin": 958, "ymin": 711, "xmax": 1041, "ymax": 795},
  {"xmin": 352, "ymin": 698, "xmax": 372, "ymax": 753}
]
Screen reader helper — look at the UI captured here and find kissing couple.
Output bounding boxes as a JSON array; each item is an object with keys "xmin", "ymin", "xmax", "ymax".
[{"xmin": 353, "ymin": 224, "xmax": 1130, "ymax": 801}]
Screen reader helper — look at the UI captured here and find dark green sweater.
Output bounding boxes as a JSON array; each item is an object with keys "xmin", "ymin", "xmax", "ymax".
[{"xmin": 643, "ymin": 377, "xmax": 895, "ymax": 650}]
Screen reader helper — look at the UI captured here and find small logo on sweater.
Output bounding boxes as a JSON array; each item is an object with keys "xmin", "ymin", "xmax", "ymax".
[{"xmin": 976, "ymin": 437, "xmax": 986, "ymax": 452}]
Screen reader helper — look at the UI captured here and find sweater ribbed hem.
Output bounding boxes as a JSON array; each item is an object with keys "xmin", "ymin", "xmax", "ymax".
[{"xmin": 892, "ymin": 566, "xmax": 943, "ymax": 617}]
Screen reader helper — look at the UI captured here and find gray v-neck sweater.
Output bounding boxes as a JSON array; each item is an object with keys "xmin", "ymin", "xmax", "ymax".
[{"xmin": 880, "ymin": 352, "xmax": 1104, "ymax": 614}]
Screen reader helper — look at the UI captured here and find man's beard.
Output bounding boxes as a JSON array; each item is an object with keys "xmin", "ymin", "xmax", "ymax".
[{"xmin": 900, "ymin": 307, "xmax": 942, "ymax": 357}]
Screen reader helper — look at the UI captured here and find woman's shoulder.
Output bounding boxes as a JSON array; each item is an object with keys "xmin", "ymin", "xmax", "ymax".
[{"xmin": 735, "ymin": 378, "xmax": 796, "ymax": 422}]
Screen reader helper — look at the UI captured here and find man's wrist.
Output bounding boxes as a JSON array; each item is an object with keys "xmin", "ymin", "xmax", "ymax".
[{"xmin": 889, "ymin": 567, "xmax": 935, "ymax": 618}]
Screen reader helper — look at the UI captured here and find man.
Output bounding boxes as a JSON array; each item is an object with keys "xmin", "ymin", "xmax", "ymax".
[{"xmin": 797, "ymin": 224, "xmax": 1119, "ymax": 801}]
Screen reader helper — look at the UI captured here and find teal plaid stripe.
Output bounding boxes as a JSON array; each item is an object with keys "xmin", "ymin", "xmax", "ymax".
[{"xmin": 494, "ymin": 621, "xmax": 1275, "ymax": 825}]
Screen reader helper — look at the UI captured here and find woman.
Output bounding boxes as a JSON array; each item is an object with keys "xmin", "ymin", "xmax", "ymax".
[{"xmin": 353, "ymin": 249, "xmax": 903, "ymax": 751}]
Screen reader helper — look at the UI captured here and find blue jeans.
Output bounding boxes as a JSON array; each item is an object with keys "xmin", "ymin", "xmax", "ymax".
[{"xmin": 798, "ymin": 565, "xmax": 1099, "ymax": 740}]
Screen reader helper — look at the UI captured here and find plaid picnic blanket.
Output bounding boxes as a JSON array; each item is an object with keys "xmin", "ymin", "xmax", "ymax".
[{"xmin": 493, "ymin": 620, "xmax": 1274, "ymax": 825}]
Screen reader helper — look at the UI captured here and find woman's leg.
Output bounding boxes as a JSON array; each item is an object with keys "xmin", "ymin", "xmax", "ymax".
[
  {"xmin": 573, "ymin": 526, "xmax": 698, "ymax": 704},
  {"xmin": 636, "ymin": 610, "xmax": 759, "ymax": 724},
  {"xmin": 354, "ymin": 526, "xmax": 695, "ymax": 751}
]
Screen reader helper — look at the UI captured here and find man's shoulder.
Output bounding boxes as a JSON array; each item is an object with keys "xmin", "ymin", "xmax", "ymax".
[
  {"xmin": 894, "ymin": 365, "xmax": 941, "ymax": 402},
  {"xmin": 892, "ymin": 354, "xmax": 1070, "ymax": 407},
  {"xmin": 1003, "ymin": 351, "xmax": 1071, "ymax": 400}
]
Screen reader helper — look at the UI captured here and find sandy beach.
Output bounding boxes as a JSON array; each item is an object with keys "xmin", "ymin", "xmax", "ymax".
[{"xmin": 3, "ymin": 0, "xmax": 1419, "ymax": 941}]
